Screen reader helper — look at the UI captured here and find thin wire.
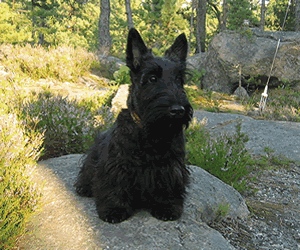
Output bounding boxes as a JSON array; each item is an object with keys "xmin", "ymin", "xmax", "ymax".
[
  {"xmin": 265, "ymin": 0, "xmax": 290, "ymax": 88},
  {"xmin": 260, "ymin": 0, "xmax": 291, "ymax": 112}
]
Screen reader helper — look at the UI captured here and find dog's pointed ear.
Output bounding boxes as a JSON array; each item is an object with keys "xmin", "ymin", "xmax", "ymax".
[
  {"xmin": 126, "ymin": 28, "xmax": 149, "ymax": 71},
  {"xmin": 165, "ymin": 33, "xmax": 188, "ymax": 62}
]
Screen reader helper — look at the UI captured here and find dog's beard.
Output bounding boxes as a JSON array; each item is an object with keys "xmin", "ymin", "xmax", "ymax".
[{"xmin": 142, "ymin": 107, "xmax": 192, "ymax": 140}]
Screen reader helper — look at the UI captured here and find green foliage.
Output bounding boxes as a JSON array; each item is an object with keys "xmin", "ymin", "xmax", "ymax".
[
  {"xmin": 186, "ymin": 68, "xmax": 206, "ymax": 86},
  {"xmin": 0, "ymin": 44, "xmax": 97, "ymax": 82},
  {"xmin": 185, "ymin": 85, "xmax": 223, "ymax": 112},
  {"xmin": 0, "ymin": 3, "xmax": 32, "ymax": 44},
  {"xmin": 38, "ymin": 1, "xmax": 100, "ymax": 50},
  {"xmin": 215, "ymin": 203, "xmax": 230, "ymax": 222},
  {"xmin": 0, "ymin": 0, "xmax": 297, "ymax": 54},
  {"xmin": 0, "ymin": 0, "xmax": 100, "ymax": 50},
  {"xmin": 265, "ymin": 0, "xmax": 295, "ymax": 31},
  {"xmin": 110, "ymin": 0, "xmax": 189, "ymax": 57},
  {"xmin": 227, "ymin": 0, "xmax": 259, "ymax": 31},
  {"xmin": 0, "ymin": 109, "xmax": 43, "ymax": 249},
  {"xmin": 0, "ymin": 41, "xmax": 121, "ymax": 249},
  {"xmin": 111, "ymin": 65, "xmax": 131, "ymax": 85},
  {"xmin": 0, "ymin": 43, "xmax": 118, "ymax": 245},
  {"xmin": 185, "ymin": 118, "xmax": 250, "ymax": 192}
]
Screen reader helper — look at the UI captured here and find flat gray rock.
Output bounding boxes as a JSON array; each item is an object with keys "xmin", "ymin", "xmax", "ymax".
[{"xmin": 18, "ymin": 154, "xmax": 243, "ymax": 250}]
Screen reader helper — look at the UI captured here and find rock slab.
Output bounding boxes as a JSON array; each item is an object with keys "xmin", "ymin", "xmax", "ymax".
[
  {"xmin": 18, "ymin": 154, "xmax": 250, "ymax": 249},
  {"xmin": 194, "ymin": 110, "xmax": 300, "ymax": 162}
]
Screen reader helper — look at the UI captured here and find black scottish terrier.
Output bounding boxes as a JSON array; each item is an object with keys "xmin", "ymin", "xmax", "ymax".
[{"xmin": 74, "ymin": 28, "xmax": 193, "ymax": 223}]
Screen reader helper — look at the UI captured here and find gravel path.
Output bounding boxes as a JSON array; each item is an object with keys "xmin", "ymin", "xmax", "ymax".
[{"xmin": 210, "ymin": 163, "xmax": 300, "ymax": 249}]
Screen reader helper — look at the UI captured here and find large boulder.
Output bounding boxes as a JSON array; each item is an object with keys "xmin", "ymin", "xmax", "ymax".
[{"xmin": 188, "ymin": 29, "xmax": 300, "ymax": 94}]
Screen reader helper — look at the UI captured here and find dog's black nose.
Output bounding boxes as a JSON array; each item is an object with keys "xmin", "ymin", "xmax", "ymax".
[{"xmin": 169, "ymin": 105, "xmax": 185, "ymax": 118}]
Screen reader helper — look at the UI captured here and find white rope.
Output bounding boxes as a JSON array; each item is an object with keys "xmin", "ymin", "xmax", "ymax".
[{"xmin": 259, "ymin": 0, "xmax": 291, "ymax": 113}]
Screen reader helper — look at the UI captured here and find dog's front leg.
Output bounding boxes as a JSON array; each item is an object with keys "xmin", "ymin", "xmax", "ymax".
[{"xmin": 92, "ymin": 164, "xmax": 135, "ymax": 224}]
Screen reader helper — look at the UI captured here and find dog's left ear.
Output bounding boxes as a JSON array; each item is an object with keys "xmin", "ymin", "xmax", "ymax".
[{"xmin": 165, "ymin": 33, "xmax": 188, "ymax": 62}]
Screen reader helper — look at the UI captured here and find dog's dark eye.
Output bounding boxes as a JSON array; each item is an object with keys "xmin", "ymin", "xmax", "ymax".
[{"xmin": 149, "ymin": 75, "xmax": 157, "ymax": 83}]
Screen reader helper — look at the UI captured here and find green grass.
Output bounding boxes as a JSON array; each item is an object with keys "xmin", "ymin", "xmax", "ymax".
[{"xmin": 244, "ymin": 87, "xmax": 300, "ymax": 122}]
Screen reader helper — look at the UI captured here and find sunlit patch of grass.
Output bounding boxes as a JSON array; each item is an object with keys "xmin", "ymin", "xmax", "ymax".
[
  {"xmin": 0, "ymin": 44, "xmax": 98, "ymax": 83},
  {"xmin": 244, "ymin": 87, "xmax": 300, "ymax": 122}
]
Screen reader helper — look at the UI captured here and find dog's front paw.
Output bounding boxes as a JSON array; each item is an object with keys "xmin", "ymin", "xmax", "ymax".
[
  {"xmin": 151, "ymin": 205, "xmax": 182, "ymax": 221},
  {"xmin": 98, "ymin": 207, "xmax": 132, "ymax": 224}
]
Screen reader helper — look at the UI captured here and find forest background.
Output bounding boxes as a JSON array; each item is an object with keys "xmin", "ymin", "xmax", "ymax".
[{"xmin": 1, "ymin": 0, "xmax": 300, "ymax": 57}]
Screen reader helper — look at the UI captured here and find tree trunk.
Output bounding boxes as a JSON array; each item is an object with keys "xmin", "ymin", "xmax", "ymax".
[
  {"xmin": 221, "ymin": 0, "xmax": 227, "ymax": 31},
  {"xmin": 196, "ymin": 0, "xmax": 206, "ymax": 53},
  {"xmin": 125, "ymin": 0, "xmax": 134, "ymax": 30},
  {"xmin": 188, "ymin": 1, "xmax": 195, "ymax": 55},
  {"xmin": 98, "ymin": 0, "xmax": 111, "ymax": 55},
  {"xmin": 296, "ymin": 0, "xmax": 300, "ymax": 31},
  {"xmin": 260, "ymin": 0, "xmax": 265, "ymax": 31}
]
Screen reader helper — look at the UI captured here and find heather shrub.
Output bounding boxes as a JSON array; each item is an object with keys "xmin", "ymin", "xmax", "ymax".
[
  {"xmin": 185, "ymin": 118, "xmax": 250, "ymax": 192},
  {"xmin": 0, "ymin": 110, "xmax": 43, "ymax": 249},
  {"xmin": 21, "ymin": 90, "xmax": 116, "ymax": 160},
  {"xmin": 0, "ymin": 44, "xmax": 97, "ymax": 82}
]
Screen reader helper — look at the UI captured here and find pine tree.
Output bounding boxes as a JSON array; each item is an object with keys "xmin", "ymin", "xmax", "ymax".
[
  {"xmin": 99, "ymin": 0, "xmax": 111, "ymax": 54},
  {"xmin": 196, "ymin": 0, "xmax": 206, "ymax": 52},
  {"xmin": 295, "ymin": 0, "xmax": 300, "ymax": 31},
  {"xmin": 226, "ymin": 0, "xmax": 257, "ymax": 30}
]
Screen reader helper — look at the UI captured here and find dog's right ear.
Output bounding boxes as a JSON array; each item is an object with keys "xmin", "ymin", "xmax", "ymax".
[{"xmin": 126, "ymin": 28, "xmax": 149, "ymax": 71}]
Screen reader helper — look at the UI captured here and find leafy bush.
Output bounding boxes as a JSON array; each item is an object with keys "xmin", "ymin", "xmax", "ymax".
[
  {"xmin": 0, "ymin": 111, "xmax": 43, "ymax": 249},
  {"xmin": 185, "ymin": 118, "xmax": 250, "ymax": 192},
  {"xmin": 186, "ymin": 68, "xmax": 206, "ymax": 86},
  {"xmin": 110, "ymin": 0, "xmax": 190, "ymax": 57},
  {"xmin": 21, "ymin": 91, "xmax": 116, "ymax": 160},
  {"xmin": 110, "ymin": 65, "xmax": 131, "ymax": 85}
]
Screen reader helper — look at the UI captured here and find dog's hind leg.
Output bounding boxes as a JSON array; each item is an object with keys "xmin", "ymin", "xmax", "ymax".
[{"xmin": 74, "ymin": 131, "xmax": 110, "ymax": 197}]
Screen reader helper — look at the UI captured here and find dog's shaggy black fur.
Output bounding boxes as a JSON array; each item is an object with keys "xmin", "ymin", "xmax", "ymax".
[{"xmin": 74, "ymin": 28, "xmax": 193, "ymax": 223}]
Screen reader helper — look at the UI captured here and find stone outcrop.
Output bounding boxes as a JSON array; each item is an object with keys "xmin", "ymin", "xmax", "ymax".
[
  {"xmin": 188, "ymin": 29, "xmax": 300, "ymax": 94},
  {"xmin": 18, "ymin": 154, "xmax": 249, "ymax": 249}
]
